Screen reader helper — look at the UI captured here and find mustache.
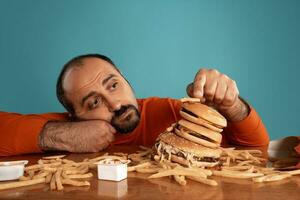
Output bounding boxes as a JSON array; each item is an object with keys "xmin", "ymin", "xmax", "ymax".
[{"xmin": 113, "ymin": 105, "xmax": 136, "ymax": 118}]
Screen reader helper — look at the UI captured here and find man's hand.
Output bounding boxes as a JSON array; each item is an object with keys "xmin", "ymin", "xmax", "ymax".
[
  {"xmin": 39, "ymin": 120, "xmax": 116, "ymax": 152},
  {"xmin": 187, "ymin": 68, "xmax": 249, "ymax": 122}
]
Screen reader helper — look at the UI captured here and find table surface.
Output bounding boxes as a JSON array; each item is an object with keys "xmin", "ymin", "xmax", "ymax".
[{"xmin": 0, "ymin": 145, "xmax": 299, "ymax": 200}]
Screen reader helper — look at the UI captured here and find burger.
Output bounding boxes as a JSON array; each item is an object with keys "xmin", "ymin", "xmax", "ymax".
[
  {"xmin": 154, "ymin": 101, "xmax": 227, "ymax": 168},
  {"xmin": 155, "ymin": 131, "xmax": 222, "ymax": 167}
]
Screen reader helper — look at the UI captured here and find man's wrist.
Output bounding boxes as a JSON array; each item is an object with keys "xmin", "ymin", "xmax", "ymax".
[
  {"xmin": 219, "ymin": 97, "xmax": 250, "ymax": 122},
  {"xmin": 38, "ymin": 121, "xmax": 66, "ymax": 151}
]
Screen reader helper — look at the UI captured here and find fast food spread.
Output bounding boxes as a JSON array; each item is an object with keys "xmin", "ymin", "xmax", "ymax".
[{"xmin": 0, "ymin": 98, "xmax": 299, "ymax": 190}]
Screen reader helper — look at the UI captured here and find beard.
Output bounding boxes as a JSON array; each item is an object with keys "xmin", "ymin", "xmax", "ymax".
[{"xmin": 111, "ymin": 104, "xmax": 140, "ymax": 133}]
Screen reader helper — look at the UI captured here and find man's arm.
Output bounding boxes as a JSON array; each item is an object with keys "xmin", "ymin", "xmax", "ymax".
[
  {"xmin": 0, "ymin": 112, "xmax": 115, "ymax": 156},
  {"xmin": 224, "ymin": 106, "xmax": 269, "ymax": 146},
  {"xmin": 39, "ymin": 120, "xmax": 116, "ymax": 153},
  {"xmin": 0, "ymin": 112, "xmax": 68, "ymax": 156}
]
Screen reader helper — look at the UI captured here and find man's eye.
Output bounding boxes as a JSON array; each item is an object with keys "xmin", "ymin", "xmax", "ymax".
[
  {"xmin": 89, "ymin": 97, "xmax": 101, "ymax": 109},
  {"xmin": 111, "ymin": 82, "xmax": 118, "ymax": 89}
]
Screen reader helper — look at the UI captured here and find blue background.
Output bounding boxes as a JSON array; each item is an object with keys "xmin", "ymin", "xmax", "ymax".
[{"xmin": 0, "ymin": 0, "xmax": 299, "ymax": 140}]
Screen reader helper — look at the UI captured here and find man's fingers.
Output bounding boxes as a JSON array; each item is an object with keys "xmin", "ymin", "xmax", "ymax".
[
  {"xmin": 214, "ymin": 80, "xmax": 228, "ymax": 104},
  {"xmin": 106, "ymin": 123, "xmax": 116, "ymax": 134},
  {"xmin": 106, "ymin": 132, "xmax": 115, "ymax": 143},
  {"xmin": 222, "ymin": 84, "xmax": 238, "ymax": 106},
  {"xmin": 203, "ymin": 79, "xmax": 218, "ymax": 102},
  {"xmin": 193, "ymin": 75, "xmax": 206, "ymax": 98},
  {"xmin": 186, "ymin": 83, "xmax": 194, "ymax": 97}
]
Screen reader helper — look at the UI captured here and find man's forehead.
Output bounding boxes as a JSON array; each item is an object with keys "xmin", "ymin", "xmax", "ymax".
[{"xmin": 63, "ymin": 58, "xmax": 118, "ymax": 93}]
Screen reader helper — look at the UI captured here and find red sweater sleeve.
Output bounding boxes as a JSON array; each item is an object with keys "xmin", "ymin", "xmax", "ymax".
[
  {"xmin": 223, "ymin": 107, "xmax": 269, "ymax": 147},
  {"xmin": 0, "ymin": 112, "xmax": 68, "ymax": 156}
]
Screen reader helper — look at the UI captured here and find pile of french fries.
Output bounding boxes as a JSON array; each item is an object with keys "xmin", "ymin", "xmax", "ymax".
[
  {"xmin": 0, "ymin": 154, "xmax": 126, "ymax": 191},
  {"xmin": 1, "ymin": 146, "xmax": 299, "ymax": 191},
  {"xmin": 126, "ymin": 146, "xmax": 300, "ymax": 186}
]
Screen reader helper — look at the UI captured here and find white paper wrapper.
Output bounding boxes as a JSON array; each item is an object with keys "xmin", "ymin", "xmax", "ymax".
[{"xmin": 268, "ymin": 136, "xmax": 300, "ymax": 169}]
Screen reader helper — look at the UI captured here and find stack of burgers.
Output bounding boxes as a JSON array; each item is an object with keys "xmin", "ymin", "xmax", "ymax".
[{"xmin": 155, "ymin": 100, "xmax": 227, "ymax": 168}]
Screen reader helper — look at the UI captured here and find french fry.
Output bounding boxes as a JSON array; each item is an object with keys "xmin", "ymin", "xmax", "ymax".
[
  {"xmin": 75, "ymin": 165, "xmax": 89, "ymax": 175},
  {"xmin": 189, "ymin": 167, "xmax": 212, "ymax": 176},
  {"xmin": 38, "ymin": 159, "xmax": 44, "ymax": 165},
  {"xmin": 284, "ymin": 169, "xmax": 300, "ymax": 176},
  {"xmin": 64, "ymin": 173, "xmax": 93, "ymax": 179},
  {"xmin": 244, "ymin": 166, "xmax": 255, "ymax": 173},
  {"xmin": 19, "ymin": 176, "xmax": 31, "ymax": 181},
  {"xmin": 42, "ymin": 155, "xmax": 66, "ymax": 160},
  {"xmin": 0, "ymin": 178, "xmax": 46, "ymax": 190},
  {"xmin": 180, "ymin": 97, "xmax": 201, "ymax": 103},
  {"xmin": 62, "ymin": 159, "xmax": 77, "ymax": 165},
  {"xmin": 33, "ymin": 171, "xmax": 50, "ymax": 179},
  {"xmin": 55, "ymin": 168, "xmax": 64, "ymax": 190},
  {"xmin": 45, "ymin": 173, "xmax": 52, "ymax": 184},
  {"xmin": 237, "ymin": 160, "xmax": 253, "ymax": 166},
  {"xmin": 28, "ymin": 170, "xmax": 35, "ymax": 178},
  {"xmin": 128, "ymin": 162, "xmax": 151, "ymax": 172},
  {"xmin": 25, "ymin": 162, "xmax": 61, "ymax": 171},
  {"xmin": 153, "ymin": 155, "xmax": 160, "ymax": 162},
  {"xmin": 50, "ymin": 172, "xmax": 56, "ymax": 190},
  {"xmin": 148, "ymin": 168, "xmax": 207, "ymax": 179},
  {"xmin": 43, "ymin": 166, "xmax": 57, "ymax": 173},
  {"xmin": 174, "ymin": 175, "xmax": 187, "ymax": 186}
]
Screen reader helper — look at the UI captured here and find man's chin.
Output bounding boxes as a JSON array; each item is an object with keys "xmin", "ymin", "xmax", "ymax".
[
  {"xmin": 111, "ymin": 104, "xmax": 141, "ymax": 134},
  {"xmin": 113, "ymin": 119, "xmax": 140, "ymax": 133}
]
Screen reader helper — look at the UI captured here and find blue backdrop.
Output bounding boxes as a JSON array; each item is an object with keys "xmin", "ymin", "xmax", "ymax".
[{"xmin": 0, "ymin": 0, "xmax": 299, "ymax": 140}]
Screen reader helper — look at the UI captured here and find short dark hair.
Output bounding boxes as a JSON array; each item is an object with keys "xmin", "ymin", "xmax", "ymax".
[{"xmin": 56, "ymin": 54, "xmax": 117, "ymax": 116}]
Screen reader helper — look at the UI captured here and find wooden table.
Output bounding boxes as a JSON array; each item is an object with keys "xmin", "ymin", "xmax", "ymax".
[{"xmin": 0, "ymin": 145, "xmax": 299, "ymax": 200}]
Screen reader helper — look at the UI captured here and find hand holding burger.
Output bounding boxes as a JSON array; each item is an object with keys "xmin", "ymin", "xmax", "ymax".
[{"xmin": 186, "ymin": 68, "xmax": 249, "ymax": 122}]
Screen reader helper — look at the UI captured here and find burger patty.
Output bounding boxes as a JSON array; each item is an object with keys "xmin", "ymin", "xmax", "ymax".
[
  {"xmin": 156, "ymin": 141, "xmax": 219, "ymax": 163},
  {"xmin": 175, "ymin": 151, "xmax": 219, "ymax": 163},
  {"xmin": 175, "ymin": 124, "xmax": 216, "ymax": 143},
  {"xmin": 188, "ymin": 131, "xmax": 216, "ymax": 143},
  {"xmin": 181, "ymin": 108, "xmax": 199, "ymax": 118}
]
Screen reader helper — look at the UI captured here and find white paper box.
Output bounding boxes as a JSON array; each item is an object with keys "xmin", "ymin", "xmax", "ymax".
[
  {"xmin": 0, "ymin": 160, "xmax": 28, "ymax": 181},
  {"xmin": 97, "ymin": 159, "xmax": 129, "ymax": 181}
]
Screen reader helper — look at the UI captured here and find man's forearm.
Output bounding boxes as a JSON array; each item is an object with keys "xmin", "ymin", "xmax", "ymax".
[
  {"xmin": 38, "ymin": 120, "xmax": 115, "ymax": 153},
  {"xmin": 39, "ymin": 121, "xmax": 73, "ymax": 151}
]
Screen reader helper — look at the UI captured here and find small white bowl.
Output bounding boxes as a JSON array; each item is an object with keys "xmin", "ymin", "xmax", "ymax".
[{"xmin": 0, "ymin": 160, "xmax": 28, "ymax": 181}]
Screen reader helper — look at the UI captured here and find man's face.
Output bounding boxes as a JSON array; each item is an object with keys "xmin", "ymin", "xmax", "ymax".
[{"xmin": 62, "ymin": 57, "xmax": 140, "ymax": 133}]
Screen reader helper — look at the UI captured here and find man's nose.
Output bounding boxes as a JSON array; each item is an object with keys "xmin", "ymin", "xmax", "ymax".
[{"xmin": 105, "ymin": 97, "xmax": 121, "ymax": 112}]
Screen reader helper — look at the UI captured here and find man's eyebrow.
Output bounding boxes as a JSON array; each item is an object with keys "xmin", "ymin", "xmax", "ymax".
[
  {"xmin": 81, "ymin": 91, "xmax": 97, "ymax": 107},
  {"xmin": 102, "ymin": 74, "xmax": 116, "ymax": 86}
]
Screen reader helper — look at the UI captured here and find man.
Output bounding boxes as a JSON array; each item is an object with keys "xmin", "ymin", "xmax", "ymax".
[{"xmin": 0, "ymin": 54, "xmax": 269, "ymax": 156}]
